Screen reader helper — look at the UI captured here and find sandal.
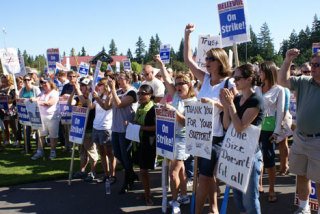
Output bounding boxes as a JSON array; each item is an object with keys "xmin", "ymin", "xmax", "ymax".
[{"xmin": 268, "ymin": 192, "xmax": 278, "ymax": 203}]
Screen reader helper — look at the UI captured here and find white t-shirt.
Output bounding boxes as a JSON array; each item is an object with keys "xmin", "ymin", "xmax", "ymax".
[
  {"xmin": 197, "ymin": 74, "xmax": 235, "ymax": 137},
  {"xmin": 38, "ymin": 90, "xmax": 60, "ymax": 119},
  {"xmin": 93, "ymin": 95, "xmax": 113, "ymax": 130},
  {"xmin": 142, "ymin": 78, "xmax": 165, "ymax": 98}
]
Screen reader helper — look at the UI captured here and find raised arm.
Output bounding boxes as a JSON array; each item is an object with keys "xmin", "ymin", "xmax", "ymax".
[
  {"xmin": 154, "ymin": 54, "xmax": 176, "ymax": 97},
  {"xmin": 184, "ymin": 23, "xmax": 205, "ymax": 83},
  {"xmin": 279, "ymin": 48, "xmax": 300, "ymax": 88}
]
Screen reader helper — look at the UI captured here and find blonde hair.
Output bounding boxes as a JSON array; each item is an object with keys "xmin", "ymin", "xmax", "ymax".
[
  {"xmin": 206, "ymin": 48, "xmax": 232, "ymax": 77},
  {"xmin": 175, "ymin": 73, "xmax": 196, "ymax": 98}
]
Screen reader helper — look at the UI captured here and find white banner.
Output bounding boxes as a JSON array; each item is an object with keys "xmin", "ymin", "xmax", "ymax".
[
  {"xmin": 0, "ymin": 48, "xmax": 21, "ymax": 75},
  {"xmin": 217, "ymin": 124, "xmax": 260, "ymax": 193},
  {"xmin": 185, "ymin": 101, "xmax": 214, "ymax": 160}
]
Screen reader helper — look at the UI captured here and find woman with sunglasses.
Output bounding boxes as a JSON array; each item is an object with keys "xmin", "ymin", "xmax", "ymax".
[
  {"xmin": 155, "ymin": 54, "xmax": 197, "ymax": 213},
  {"xmin": 220, "ymin": 63, "xmax": 264, "ymax": 214},
  {"xmin": 184, "ymin": 23, "xmax": 237, "ymax": 214},
  {"xmin": 31, "ymin": 78, "xmax": 60, "ymax": 160},
  {"xmin": 256, "ymin": 61, "xmax": 285, "ymax": 203},
  {"xmin": 108, "ymin": 71, "xmax": 138, "ymax": 194},
  {"xmin": 133, "ymin": 84, "xmax": 156, "ymax": 206},
  {"xmin": 19, "ymin": 74, "xmax": 41, "ymax": 152}
]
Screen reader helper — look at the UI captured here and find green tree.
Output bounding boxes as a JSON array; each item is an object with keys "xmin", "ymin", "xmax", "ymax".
[
  {"xmin": 127, "ymin": 48, "xmax": 133, "ymax": 60},
  {"xmin": 108, "ymin": 39, "xmax": 118, "ymax": 56},
  {"xmin": 288, "ymin": 30, "xmax": 299, "ymax": 49},
  {"xmin": 81, "ymin": 47, "xmax": 86, "ymax": 56},
  {"xmin": 311, "ymin": 14, "xmax": 320, "ymax": 43},
  {"xmin": 238, "ymin": 26, "xmax": 259, "ymax": 62},
  {"xmin": 257, "ymin": 23, "xmax": 274, "ymax": 60},
  {"xmin": 172, "ymin": 60, "xmax": 188, "ymax": 71},
  {"xmin": 155, "ymin": 34, "xmax": 161, "ymax": 52},
  {"xmin": 102, "ymin": 46, "xmax": 106, "ymax": 52},
  {"xmin": 135, "ymin": 36, "xmax": 146, "ymax": 64},
  {"xmin": 170, "ymin": 47, "xmax": 177, "ymax": 61},
  {"xmin": 176, "ymin": 38, "xmax": 184, "ymax": 62},
  {"xmin": 147, "ymin": 36, "xmax": 158, "ymax": 62},
  {"xmin": 131, "ymin": 61, "xmax": 142, "ymax": 73},
  {"xmin": 70, "ymin": 48, "xmax": 76, "ymax": 56}
]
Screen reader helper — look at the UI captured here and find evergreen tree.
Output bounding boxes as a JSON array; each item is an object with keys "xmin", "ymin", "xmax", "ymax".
[
  {"xmin": 311, "ymin": 14, "xmax": 320, "ymax": 43},
  {"xmin": 70, "ymin": 48, "xmax": 76, "ymax": 56},
  {"xmin": 147, "ymin": 36, "xmax": 158, "ymax": 62},
  {"xmin": 108, "ymin": 39, "xmax": 118, "ymax": 56},
  {"xmin": 127, "ymin": 48, "xmax": 133, "ymax": 59},
  {"xmin": 63, "ymin": 51, "xmax": 66, "ymax": 57},
  {"xmin": 257, "ymin": 22, "xmax": 274, "ymax": 60},
  {"xmin": 81, "ymin": 47, "xmax": 86, "ymax": 56},
  {"xmin": 170, "ymin": 47, "xmax": 177, "ymax": 61},
  {"xmin": 176, "ymin": 38, "xmax": 184, "ymax": 62},
  {"xmin": 155, "ymin": 34, "xmax": 161, "ymax": 52},
  {"xmin": 288, "ymin": 30, "xmax": 299, "ymax": 49},
  {"xmin": 279, "ymin": 39, "xmax": 290, "ymax": 58},
  {"xmin": 23, "ymin": 50, "xmax": 29, "ymax": 66},
  {"xmin": 102, "ymin": 46, "xmax": 106, "ymax": 52},
  {"xmin": 135, "ymin": 36, "xmax": 146, "ymax": 64}
]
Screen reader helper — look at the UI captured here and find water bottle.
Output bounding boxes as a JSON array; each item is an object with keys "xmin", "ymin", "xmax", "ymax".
[{"xmin": 105, "ymin": 178, "xmax": 111, "ymax": 195}]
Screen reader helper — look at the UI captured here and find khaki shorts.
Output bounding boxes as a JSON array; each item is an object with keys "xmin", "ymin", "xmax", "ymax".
[
  {"xmin": 289, "ymin": 131, "xmax": 320, "ymax": 182},
  {"xmin": 79, "ymin": 132, "xmax": 98, "ymax": 162}
]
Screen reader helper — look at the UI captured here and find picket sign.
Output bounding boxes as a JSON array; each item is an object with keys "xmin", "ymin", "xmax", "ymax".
[{"xmin": 25, "ymin": 100, "xmax": 42, "ymax": 130}]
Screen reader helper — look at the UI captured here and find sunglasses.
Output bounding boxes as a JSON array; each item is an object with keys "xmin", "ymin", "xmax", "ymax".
[
  {"xmin": 143, "ymin": 72, "xmax": 151, "ymax": 76},
  {"xmin": 233, "ymin": 76, "xmax": 246, "ymax": 81},
  {"xmin": 205, "ymin": 56, "xmax": 217, "ymax": 62},
  {"xmin": 68, "ymin": 75, "xmax": 77, "ymax": 78},
  {"xmin": 302, "ymin": 70, "xmax": 311, "ymax": 74},
  {"xmin": 175, "ymin": 82, "xmax": 188, "ymax": 87},
  {"xmin": 24, "ymin": 79, "xmax": 31, "ymax": 82},
  {"xmin": 310, "ymin": 63, "xmax": 320, "ymax": 68},
  {"xmin": 40, "ymin": 81, "xmax": 48, "ymax": 84},
  {"xmin": 137, "ymin": 92, "xmax": 151, "ymax": 96}
]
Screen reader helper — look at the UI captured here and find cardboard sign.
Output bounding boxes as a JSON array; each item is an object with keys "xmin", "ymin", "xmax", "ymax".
[
  {"xmin": 47, "ymin": 48, "xmax": 60, "ymax": 73},
  {"xmin": 16, "ymin": 99, "xmax": 31, "ymax": 126},
  {"xmin": 69, "ymin": 106, "xmax": 88, "ymax": 144},
  {"xmin": 217, "ymin": 0, "xmax": 250, "ymax": 47},
  {"xmin": 217, "ymin": 124, "xmax": 260, "ymax": 193},
  {"xmin": 156, "ymin": 107, "xmax": 175, "ymax": 160},
  {"xmin": 295, "ymin": 180, "xmax": 318, "ymax": 211},
  {"xmin": 160, "ymin": 44, "xmax": 171, "ymax": 64},
  {"xmin": 59, "ymin": 99, "xmax": 72, "ymax": 124},
  {"xmin": 78, "ymin": 62, "xmax": 90, "ymax": 77},
  {"xmin": 92, "ymin": 60, "xmax": 102, "ymax": 87},
  {"xmin": 185, "ymin": 101, "xmax": 214, "ymax": 160},
  {"xmin": 25, "ymin": 100, "xmax": 42, "ymax": 130},
  {"xmin": 196, "ymin": 35, "xmax": 222, "ymax": 70},
  {"xmin": 0, "ymin": 48, "xmax": 21, "ymax": 75},
  {"xmin": 123, "ymin": 59, "xmax": 131, "ymax": 71},
  {"xmin": 0, "ymin": 95, "xmax": 9, "ymax": 111}
]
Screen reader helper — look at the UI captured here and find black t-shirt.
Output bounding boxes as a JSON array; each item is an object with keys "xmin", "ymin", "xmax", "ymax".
[
  {"xmin": 117, "ymin": 89, "xmax": 137, "ymax": 103},
  {"xmin": 141, "ymin": 105, "xmax": 156, "ymax": 142},
  {"xmin": 233, "ymin": 92, "xmax": 264, "ymax": 126},
  {"xmin": 61, "ymin": 83, "xmax": 74, "ymax": 96}
]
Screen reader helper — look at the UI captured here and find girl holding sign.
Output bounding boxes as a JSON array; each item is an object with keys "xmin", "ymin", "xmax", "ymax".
[
  {"xmin": 220, "ymin": 63, "xmax": 264, "ymax": 214},
  {"xmin": 184, "ymin": 23, "xmax": 237, "ymax": 214},
  {"xmin": 155, "ymin": 54, "xmax": 197, "ymax": 213}
]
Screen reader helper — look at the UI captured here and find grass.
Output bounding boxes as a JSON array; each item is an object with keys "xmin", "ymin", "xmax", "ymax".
[{"xmin": 0, "ymin": 145, "xmax": 102, "ymax": 187}]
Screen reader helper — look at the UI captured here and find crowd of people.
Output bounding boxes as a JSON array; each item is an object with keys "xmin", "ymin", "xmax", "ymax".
[{"xmin": 0, "ymin": 23, "xmax": 319, "ymax": 214}]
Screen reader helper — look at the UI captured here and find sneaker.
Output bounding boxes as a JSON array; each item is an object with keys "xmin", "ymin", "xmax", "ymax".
[
  {"xmin": 72, "ymin": 171, "xmax": 87, "ymax": 179},
  {"xmin": 84, "ymin": 172, "xmax": 95, "ymax": 182},
  {"xmin": 186, "ymin": 179, "xmax": 193, "ymax": 188},
  {"xmin": 31, "ymin": 150, "xmax": 44, "ymax": 160},
  {"xmin": 49, "ymin": 150, "xmax": 56, "ymax": 160},
  {"xmin": 177, "ymin": 194, "xmax": 190, "ymax": 205},
  {"xmin": 294, "ymin": 207, "xmax": 311, "ymax": 214},
  {"xmin": 171, "ymin": 200, "xmax": 181, "ymax": 214}
]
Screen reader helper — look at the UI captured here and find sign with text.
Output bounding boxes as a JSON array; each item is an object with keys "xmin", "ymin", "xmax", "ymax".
[
  {"xmin": 16, "ymin": 99, "xmax": 31, "ymax": 126},
  {"xmin": 217, "ymin": 0, "xmax": 250, "ymax": 47},
  {"xmin": 78, "ymin": 62, "xmax": 90, "ymax": 77},
  {"xmin": 160, "ymin": 44, "xmax": 171, "ymax": 64},
  {"xmin": 92, "ymin": 60, "xmax": 102, "ymax": 87},
  {"xmin": 69, "ymin": 106, "xmax": 88, "ymax": 144},
  {"xmin": 46, "ymin": 48, "xmax": 60, "ymax": 73},
  {"xmin": 123, "ymin": 59, "xmax": 131, "ymax": 71},
  {"xmin": 0, "ymin": 95, "xmax": 9, "ymax": 111},
  {"xmin": 156, "ymin": 107, "xmax": 175, "ymax": 160},
  {"xmin": 17, "ymin": 53, "xmax": 27, "ymax": 77},
  {"xmin": 0, "ymin": 48, "xmax": 21, "ymax": 75},
  {"xmin": 185, "ymin": 101, "xmax": 214, "ymax": 160},
  {"xmin": 217, "ymin": 124, "xmax": 260, "ymax": 193},
  {"xmin": 59, "ymin": 99, "xmax": 72, "ymax": 125},
  {"xmin": 312, "ymin": 43, "xmax": 320, "ymax": 54},
  {"xmin": 295, "ymin": 180, "xmax": 318, "ymax": 212},
  {"xmin": 25, "ymin": 100, "xmax": 42, "ymax": 130},
  {"xmin": 196, "ymin": 35, "xmax": 222, "ymax": 70}
]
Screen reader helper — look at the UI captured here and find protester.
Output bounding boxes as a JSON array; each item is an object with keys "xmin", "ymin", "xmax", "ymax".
[
  {"xmin": 19, "ymin": 74, "xmax": 41, "ymax": 152},
  {"xmin": 300, "ymin": 62, "xmax": 312, "ymax": 76},
  {"xmin": 0, "ymin": 74, "xmax": 19, "ymax": 146},
  {"xmin": 279, "ymin": 49, "xmax": 320, "ymax": 214},
  {"xmin": 31, "ymin": 78, "xmax": 60, "ymax": 160},
  {"xmin": 142, "ymin": 65, "xmax": 165, "ymax": 103},
  {"xmin": 184, "ymin": 23, "xmax": 237, "ymax": 214},
  {"xmin": 133, "ymin": 84, "xmax": 156, "ymax": 206},
  {"xmin": 155, "ymin": 54, "xmax": 197, "ymax": 213},
  {"xmin": 86, "ymin": 77, "xmax": 116, "ymax": 183},
  {"xmin": 55, "ymin": 71, "xmax": 69, "ymax": 95},
  {"xmin": 108, "ymin": 71, "xmax": 138, "ymax": 194},
  {"xmin": 131, "ymin": 72, "xmax": 141, "ymax": 90},
  {"xmin": 26, "ymin": 67, "xmax": 40, "ymax": 86},
  {"xmin": 256, "ymin": 61, "xmax": 285, "ymax": 202},
  {"xmin": 220, "ymin": 63, "xmax": 264, "ymax": 214}
]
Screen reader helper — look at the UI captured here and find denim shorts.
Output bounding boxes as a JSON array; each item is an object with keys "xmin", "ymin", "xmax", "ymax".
[
  {"xmin": 259, "ymin": 130, "xmax": 275, "ymax": 168},
  {"xmin": 198, "ymin": 136, "xmax": 223, "ymax": 177},
  {"xmin": 92, "ymin": 128, "xmax": 111, "ymax": 145}
]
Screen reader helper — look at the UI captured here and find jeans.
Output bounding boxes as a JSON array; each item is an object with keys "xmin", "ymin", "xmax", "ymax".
[
  {"xmin": 26, "ymin": 126, "xmax": 39, "ymax": 150},
  {"xmin": 233, "ymin": 150, "xmax": 262, "ymax": 214},
  {"xmin": 184, "ymin": 155, "xmax": 194, "ymax": 179},
  {"xmin": 111, "ymin": 132, "xmax": 133, "ymax": 171}
]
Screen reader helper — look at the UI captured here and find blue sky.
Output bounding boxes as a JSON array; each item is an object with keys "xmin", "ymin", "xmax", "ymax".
[{"xmin": 1, "ymin": 0, "xmax": 319, "ymax": 57}]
